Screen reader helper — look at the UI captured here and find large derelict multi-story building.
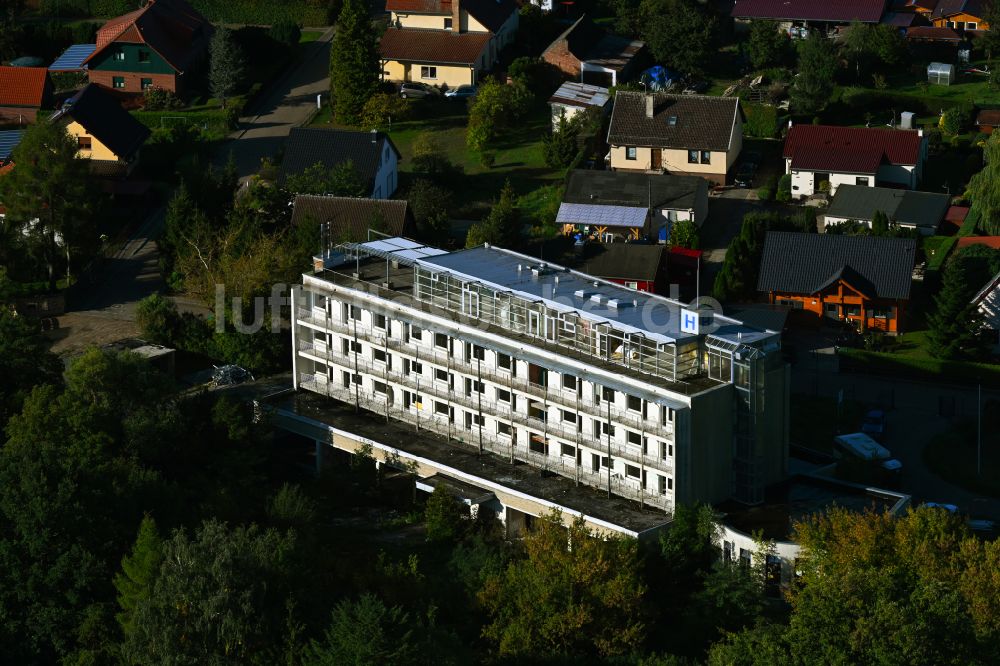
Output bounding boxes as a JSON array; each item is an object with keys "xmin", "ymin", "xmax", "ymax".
[{"xmin": 291, "ymin": 237, "xmax": 789, "ymax": 516}]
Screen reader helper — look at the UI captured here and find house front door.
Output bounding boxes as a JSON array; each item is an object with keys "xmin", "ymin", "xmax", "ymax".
[
  {"xmin": 814, "ymin": 172, "xmax": 830, "ymax": 193},
  {"xmin": 651, "ymin": 149, "xmax": 662, "ymax": 171}
]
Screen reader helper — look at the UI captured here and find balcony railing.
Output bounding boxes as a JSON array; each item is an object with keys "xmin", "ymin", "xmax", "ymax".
[
  {"xmin": 297, "ymin": 324, "xmax": 677, "ymax": 440},
  {"xmin": 298, "ymin": 374, "xmax": 673, "ymax": 512}
]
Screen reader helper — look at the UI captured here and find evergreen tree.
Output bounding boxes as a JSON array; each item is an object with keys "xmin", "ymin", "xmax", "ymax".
[
  {"xmin": 928, "ymin": 246, "xmax": 1000, "ymax": 360},
  {"xmin": 543, "ymin": 115, "xmax": 580, "ymax": 168},
  {"xmin": 113, "ymin": 515, "xmax": 164, "ymax": 639},
  {"xmin": 746, "ymin": 20, "xmax": 788, "ymax": 70},
  {"xmin": 791, "ymin": 34, "xmax": 838, "ymax": 114},
  {"xmin": 465, "ymin": 179, "xmax": 520, "ymax": 248},
  {"xmin": 871, "ymin": 210, "xmax": 890, "ymax": 236},
  {"xmin": 304, "ymin": 595, "xmax": 418, "ymax": 666},
  {"xmin": 208, "ymin": 27, "xmax": 246, "ymax": 109},
  {"xmin": 329, "ymin": 0, "xmax": 378, "ymax": 126}
]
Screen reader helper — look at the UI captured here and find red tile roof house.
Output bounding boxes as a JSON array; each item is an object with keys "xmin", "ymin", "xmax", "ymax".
[
  {"xmin": 782, "ymin": 124, "xmax": 927, "ymax": 200},
  {"xmin": 0, "ymin": 67, "xmax": 54, "ymax": 125},
  {"xmin": 731, "ymin": 0, "xmax": 887, "ymax": 35},
  {"xmin": 82, "ymin": 0, "xmax": 212, "ymax": 95}
]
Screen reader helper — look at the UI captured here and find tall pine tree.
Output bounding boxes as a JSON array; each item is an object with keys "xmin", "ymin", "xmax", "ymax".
[
  {"xmin": 330, "ymin": 0, "xmax": 378, "ymax": 126},
  {"xmin": 113, "ymin": 515, "xmax": 164, "ymax": 639}
]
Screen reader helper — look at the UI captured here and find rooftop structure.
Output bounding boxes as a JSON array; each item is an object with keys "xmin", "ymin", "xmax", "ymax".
[
  {"xmin": 608, "ymin": 92, "xmax": 743, "ymax": 152},
  {"xmin": 0, "ymin": 66, "xmax": 52, "ymax": 111},
  {"xmin": 378, "ymin": 28, "xmax": 492, "ymax": 66},
  {"xmin": 290, "ymin": 196, "xmax": 416, "ymax": 246},
  {"xmin": 825, "ymin": 185, "xmax": 950, "ymax": 235},
  {"xmin": 0, "ymin": 130, "xmax": 25, "ymax": 162},
  {"xmin": 758, "ymin": 232, "xmax": 917, "ymax": 301},
  {"xmin": 548, "ymin": 81, "xmax": 610, "ymax": 110},
  {"xmin": 49, "ymin": 44, "xmax": 97, "ymax": 71},
  {"xmin": 280, "ymin": 128, "xmax": 401, "ymax": 199},
  {"xmin": 51, "ymin": 84, "xmax": 151, "ymax": 164},
  {"xmin": 293, "ymin": 237, "xmax": 790, "ymax": 514},
  {"xmin": 783, "ymin": 125, "xmax": 924, "ymax": 173}
]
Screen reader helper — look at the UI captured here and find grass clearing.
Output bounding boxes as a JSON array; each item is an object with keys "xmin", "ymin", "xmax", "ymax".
[
  {"xmin": 311, "ymin": 98, "xmax": 564, "ymax": 219},
  {"xmin": 299, "ymin": 30, "xmax": 323, "ymax": 43}
]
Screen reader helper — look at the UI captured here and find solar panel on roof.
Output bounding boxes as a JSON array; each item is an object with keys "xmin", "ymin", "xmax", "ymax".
[
  {"xmin": 556, "ymin": 202, "xmax": 648, "ymax": 228},
  {"xmin": 0, "ymin": 130, "xmax": 25, "ymax": 160},
  {"xmin": 49, "ymin": 44, "xmax": 96, "ymax": 71}
]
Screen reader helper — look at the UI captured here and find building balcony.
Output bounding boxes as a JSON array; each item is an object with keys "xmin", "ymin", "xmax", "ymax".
[{"xmin": 298, "ymin": 372, "xmax": 674, "ymax": 511}]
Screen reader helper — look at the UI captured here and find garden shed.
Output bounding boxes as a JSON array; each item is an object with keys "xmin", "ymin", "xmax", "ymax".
[{"xmin": 927, "ymin": 62, "xmax": 955, "ymax": 86}]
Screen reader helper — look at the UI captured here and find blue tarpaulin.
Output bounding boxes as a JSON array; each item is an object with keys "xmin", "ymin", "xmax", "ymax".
[{"xmin": 640, "ymin": 66, "xmax": 679, "ymax": 91}]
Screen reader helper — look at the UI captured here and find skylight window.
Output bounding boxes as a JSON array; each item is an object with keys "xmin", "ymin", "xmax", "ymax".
[{"xmin": 668, "ymin": 116, "xmax": 678, "ymax": 126}]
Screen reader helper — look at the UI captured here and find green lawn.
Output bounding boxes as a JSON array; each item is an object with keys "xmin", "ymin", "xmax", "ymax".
[
  {"xmin": 311, "ymin": 99, "xmax": 563, "ymax": 218},
  {"xmin": 299, "ymin": 30, "xmax": 323, "ymax": 43}
]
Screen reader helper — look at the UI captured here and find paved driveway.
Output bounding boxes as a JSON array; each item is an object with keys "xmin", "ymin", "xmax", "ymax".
[{"xmin": 217, "ymin": 27, "xmax": 334, "ymax": 178}]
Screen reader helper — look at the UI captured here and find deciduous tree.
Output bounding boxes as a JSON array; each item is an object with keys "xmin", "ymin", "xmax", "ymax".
[
  {"xmin": 479, "ymin": 511, "xmax": 646, "ymax": 659},
  {"xmin": 640, "ymin": 0, "xmax": 716, "ymax": 76},
  {"xmin": 0, "ymin": 120, "xmax": 94, "ymax": 290}
]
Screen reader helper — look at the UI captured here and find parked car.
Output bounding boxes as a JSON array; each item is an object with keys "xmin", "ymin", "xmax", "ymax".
[
  {"xmin": 733, "ymin": 162, "xmax": 757, "ymax": 188},
  {"xmin": 445, "ymin": 85, "xmax": 477, "ymax": 99},
  {"xmin": 861, "ymin": 409, "xmax": 887, "ymax": 441},
  {"xmin": 832, "ymin": 432, "xmax": 902, "ymax": 473},
  {"xmin": 398, "ymin": 82, "xmax": 438, "ymax": 99}
]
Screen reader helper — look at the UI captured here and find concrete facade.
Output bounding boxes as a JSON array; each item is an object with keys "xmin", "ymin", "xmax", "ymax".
[{"xmin": 291, "ymin": 238, "xmax": 790, "ymax": 515}]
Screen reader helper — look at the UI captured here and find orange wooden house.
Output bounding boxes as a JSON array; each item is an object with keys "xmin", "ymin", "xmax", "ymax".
[
  {"xmin": 905, "ymin": 0, "xmax": 991, "ymax": 31},
  {"xmin": 757, "ymin": 232, "xmax": 917, "ymax": 334}
]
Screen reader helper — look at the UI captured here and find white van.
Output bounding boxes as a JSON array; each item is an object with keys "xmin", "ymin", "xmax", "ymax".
[{"xmin": 833, "ymin": 432, "xmax": 903, "ymax": 472}]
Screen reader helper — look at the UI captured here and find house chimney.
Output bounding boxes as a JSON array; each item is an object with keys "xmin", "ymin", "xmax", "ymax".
[
  {"xmin": 645, "ymin": 94, "xmax": 654, "ymax": 119},
  {"xmin": 452, "ymin": 0, "xmax": 461, "ymax": 33}
]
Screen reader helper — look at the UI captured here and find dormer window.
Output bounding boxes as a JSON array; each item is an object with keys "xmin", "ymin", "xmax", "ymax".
[{"xmin": 444, "ymin": 17, "xmax": 453, "ymax": 29}]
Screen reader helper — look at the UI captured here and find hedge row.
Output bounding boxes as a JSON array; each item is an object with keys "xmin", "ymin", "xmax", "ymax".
[
  {"xmin": 838, "ymin": 348, "xmax": 1000, "ymax": 388},
  {"xmin": 38, "ymin": 0, "xmax": 334, "ymax": 25}
]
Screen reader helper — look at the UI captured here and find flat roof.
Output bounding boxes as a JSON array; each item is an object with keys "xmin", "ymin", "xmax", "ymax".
[
  {"xmin": 416, "ymin": 243, "xmax": 771, "ymax": 346},
  {"xmin": 718, "ymin": 472, "xmax": 906, "ymax": 541},
  {"xmin": 281, "ymin": 389, "xmax": 673, "ymax": 535},
  {"xmin": 549, "ymin": 81, "xmax": 610, "ymax": 109}
]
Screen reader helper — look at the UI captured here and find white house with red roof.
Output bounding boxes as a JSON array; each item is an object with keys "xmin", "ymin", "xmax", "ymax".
[{"xmin": 783, "ymin": 124, "xmax": 927, "ymax": 200}]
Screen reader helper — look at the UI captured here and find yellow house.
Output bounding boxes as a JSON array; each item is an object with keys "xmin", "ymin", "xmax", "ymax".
[
  {"xmin": 380, "ymin": 0, "xmax": 518, "ymax": 88},
  {"xmin": 50, "ymin": 83, "xmax": 150, "ymax": 177},
  {"xmin": 606, "ymin": 91, "xmax": 744, "ymax": 185}
]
